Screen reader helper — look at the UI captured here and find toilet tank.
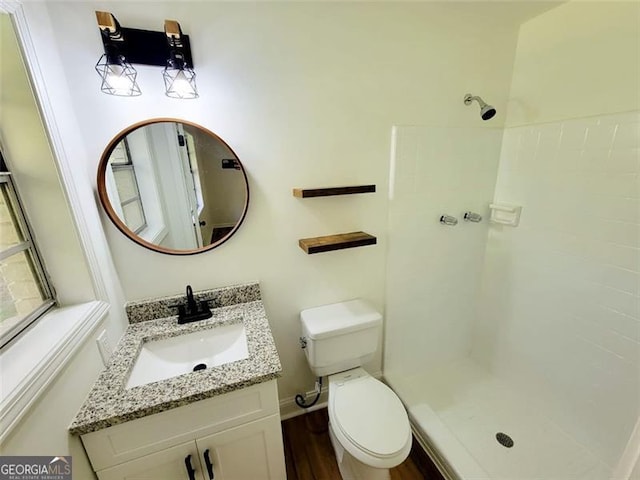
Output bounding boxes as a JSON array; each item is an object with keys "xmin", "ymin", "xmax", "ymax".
[{"xmin": 300, "ymin": 299, "xmax": 382, "ymax": 377}]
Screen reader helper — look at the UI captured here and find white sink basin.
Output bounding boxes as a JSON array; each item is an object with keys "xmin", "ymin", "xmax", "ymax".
[{"xmin": 126, "ymin": 323, "xmax": 248, "ymax": 389}]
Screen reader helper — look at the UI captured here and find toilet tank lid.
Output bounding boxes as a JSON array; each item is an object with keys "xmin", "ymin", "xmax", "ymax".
[{"xmin": 300, "ymin": 299, "xmax": 382, "ymax": 340}]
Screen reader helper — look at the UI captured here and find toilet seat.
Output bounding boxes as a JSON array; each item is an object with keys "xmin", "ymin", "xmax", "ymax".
[{"xmin": 328, "ymin": 368, "xmax": 412, "ymax": 469}]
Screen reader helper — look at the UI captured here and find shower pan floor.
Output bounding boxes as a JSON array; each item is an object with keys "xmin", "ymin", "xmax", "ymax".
[{"xmin": 386, "ymin": 359, "xmax": 612, "ymax": 480}]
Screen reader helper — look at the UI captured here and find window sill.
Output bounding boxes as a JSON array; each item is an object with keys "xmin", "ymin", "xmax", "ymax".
[{"xmin": 0, "ymin": 300, "xmax": 109, "ymax": 442}]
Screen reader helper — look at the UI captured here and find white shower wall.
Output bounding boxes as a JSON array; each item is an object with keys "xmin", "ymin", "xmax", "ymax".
[
  {"xmin": 384, "ymin": 126, "xmax": 503, "ymax": 380},
  {"xmin": 383, "ymin": 1, "xmax": 639, "ymax": 476},
  {"xmin": 472, "ymin": 111, "xmax": 640, "ymax": 468}
]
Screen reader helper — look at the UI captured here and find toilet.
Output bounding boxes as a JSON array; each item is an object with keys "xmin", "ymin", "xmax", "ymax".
[{"xmin": 300, "ymin": 299, "xmax": 411, "ymax": 480}]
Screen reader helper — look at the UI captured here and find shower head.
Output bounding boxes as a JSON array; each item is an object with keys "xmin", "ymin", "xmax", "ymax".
[{"xmin": 464, "ymin": 93, "xmax": 496, "ymax": 121}]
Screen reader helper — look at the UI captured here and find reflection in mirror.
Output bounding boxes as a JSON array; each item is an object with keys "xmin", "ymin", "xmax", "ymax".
[{"xmin": 98, "ymin": 120, "xmax": 248, "ymax": 254}]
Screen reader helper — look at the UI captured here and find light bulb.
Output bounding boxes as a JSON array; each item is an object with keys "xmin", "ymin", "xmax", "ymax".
[
  {"xmin": 95, "ymin": 54, "xmax": 141, "ymax": 97},
  {"xmin": 105, "ymin": 66, "xmax": 135, "ymax": 94},
  {"xmin": 163, "ymin": 66, "xmax": 198, "ymax": 99}
]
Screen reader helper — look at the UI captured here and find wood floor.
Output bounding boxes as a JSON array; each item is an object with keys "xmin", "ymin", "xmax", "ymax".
[{"xmin": 281, "ymin": 408, "xmax": 445, "ymax": 480}]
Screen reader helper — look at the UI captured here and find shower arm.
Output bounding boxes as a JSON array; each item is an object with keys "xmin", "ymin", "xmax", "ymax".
[{"xmin": 464, "ymin": 94, "xmax": 487, "ymax": 108}]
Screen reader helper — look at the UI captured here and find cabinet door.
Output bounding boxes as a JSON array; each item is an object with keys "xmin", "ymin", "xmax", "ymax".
[
  {"xmin": 97, "ymin": 441, "xmax": 206, "ymax": 480},
  {"xmin": 195, "ymin": 414, "xmax": 286, "ymax": 480}
]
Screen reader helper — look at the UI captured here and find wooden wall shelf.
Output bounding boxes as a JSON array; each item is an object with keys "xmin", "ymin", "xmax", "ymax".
[
  {"xmin": 293, "ymin": 185, "xmax": 375, "ymax": 198},
  {"xmin": 299, "ymin": 231, "xmax": 377, "ymax": 254}
]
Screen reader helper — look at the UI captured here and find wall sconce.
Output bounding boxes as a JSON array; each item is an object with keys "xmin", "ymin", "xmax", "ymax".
[
  {"xmin": 163, "ymin": 21, "xmax": 199, "ymax": 99},
  {"xmin": 95, "ymin": 12, "xmax": 197, "ymax": 99},
  {"xmin": 95, "ymin": 12, "xmax": 141, "ymax": 96}
]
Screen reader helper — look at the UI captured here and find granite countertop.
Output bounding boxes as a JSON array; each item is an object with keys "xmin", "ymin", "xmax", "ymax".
[{"xmin": 69, "ymin": 283, "xmax": 281, "ymax": 436}]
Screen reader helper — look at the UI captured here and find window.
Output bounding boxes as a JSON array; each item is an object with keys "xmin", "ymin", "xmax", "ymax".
[
  {"xmin": 108, "ymin": 138, "xmax": 147, "ymax": 234},
  {"xmin": 0, "ymin": 151, "xmax": 55, "ymax": 347}
]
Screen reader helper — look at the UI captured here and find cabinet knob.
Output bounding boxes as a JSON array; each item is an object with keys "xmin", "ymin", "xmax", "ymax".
[
  {"xmin": 204, "ymin": 449, "xmax": 215, "ymax": 479},
  {"xmin": 184, "ymin": 454, "xmax": 196, "ymax": 480}
]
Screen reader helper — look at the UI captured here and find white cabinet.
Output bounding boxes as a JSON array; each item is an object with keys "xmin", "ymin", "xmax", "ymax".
[
  {"xmin": 82, "ymin": 380, "xmax": 286, "ymax": 480},
  {"xmin": 196, "ymin": 415, "xmax": 284, "ymax": 480},
  {"xmin": 97, "ymin": 442, "xmax": 206, "ymax": 480}
]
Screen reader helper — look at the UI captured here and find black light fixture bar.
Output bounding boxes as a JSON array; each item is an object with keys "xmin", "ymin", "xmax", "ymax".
[
  {"xmin": 96, "ymin": 12, "xmax": 197, "ymax": 98},
  {"xmin": 98, "ymin": 27, "xmax": 194, "ymax": 68}
]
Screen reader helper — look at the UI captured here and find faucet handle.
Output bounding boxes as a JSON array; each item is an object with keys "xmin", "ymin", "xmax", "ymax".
[
  {"xmin": 440, "ymin": 215, "xmax": 458, "ymax": 226},
  {"xmin": 199, "ymin": 299, "xmax": 212, "ymax": 313},
  {"xmin": 168, "ymin": 303, "xmax": 186, "ymax": 316},
  {"xmin": 464, "ymin": 211, "xmax": 483, "ymax": 223}
]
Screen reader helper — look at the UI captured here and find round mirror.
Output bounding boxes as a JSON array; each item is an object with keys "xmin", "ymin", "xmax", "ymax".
[{"xmin": 97, "ymin": 119, "xmax": 249, "ymax": 255}]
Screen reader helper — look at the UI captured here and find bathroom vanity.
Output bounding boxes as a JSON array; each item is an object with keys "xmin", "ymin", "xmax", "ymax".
[
  {"xmin": 69, "ymin": 283, "xmax": 285, "ymax": 480},
  {"xmin": 79, "ymin": 381, "xmax": 283, "ymax": 480}
]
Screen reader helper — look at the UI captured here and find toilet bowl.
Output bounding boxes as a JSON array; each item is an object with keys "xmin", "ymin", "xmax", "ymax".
[
  {"xmin": 327, "ymin": 368, "xmax": 412, "ymax": 479},
  {"xmin": 300, "ymin": 299, "xmax": 412, "ymax": 479}
]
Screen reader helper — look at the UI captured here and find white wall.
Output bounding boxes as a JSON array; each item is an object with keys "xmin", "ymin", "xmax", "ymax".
[
  {"xmin": 189, "ymin": 135, "xmax": 246, "ymax": 230},
  {"xmin": 11, "ymin": 3, "xmax": 129, "ymax": 344},
  {"xmin": 146, "ymin": 123, "xmax": 199, "ymax": 249},
  {"xmin": 0, "ymin": 14, "xmax": 93, "ymax": 306},
  {"xmin": 384, "ymin": 126, "xmax": 504, "ymax": 381},
  {"xmin": 118, "ymin": 128, "xmax": 168, "ymax": 244},
  {"xmin": 473, "ymin": 0, "xmax": 640, "ymax": 468},
  {"xmin": 27, "ymin": 1, "xmax": 538, "ymax": 404},
  {"xmin": 506, "ymin": 0, "xmax": 640, "ymax": 127},
  {"xmin": 475, "ymin": 112, "xmax": 639, "ymax": 467},
  {"xmin": 1, "ymin": 10, "xmax": 128, "ymax": 478},
  {"xmin": 1, "ymin": 325, "xmax": 109, "ymax": 479}
]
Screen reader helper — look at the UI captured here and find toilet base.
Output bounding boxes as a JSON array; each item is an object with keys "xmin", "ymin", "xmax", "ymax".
[{"xmin": 328, "ymin": 422, "xmax": 391, "ymax": 480}]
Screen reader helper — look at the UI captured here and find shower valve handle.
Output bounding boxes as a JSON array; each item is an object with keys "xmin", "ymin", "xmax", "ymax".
[
  {"xmin": 440, "ymin": 215, "xmax": 458, "ymax": 226},
  {"xmin": 464, "ymin": 212, "xmax": 482, "ymax": 223}
]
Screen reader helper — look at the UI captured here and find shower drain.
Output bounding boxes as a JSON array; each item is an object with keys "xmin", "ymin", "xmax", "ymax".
[{"xmin": 496, "ymin": 432, "xmax": 514, "ymax": 448}]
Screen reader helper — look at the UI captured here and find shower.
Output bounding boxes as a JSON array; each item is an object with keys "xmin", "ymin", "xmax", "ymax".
[
  {"xmin": 464, "ymin": 93, "xmax": 496, "ymax": 120},
  {"xmin": 384, "ymin": 1, "xmax": 638, "ymax": 479}
]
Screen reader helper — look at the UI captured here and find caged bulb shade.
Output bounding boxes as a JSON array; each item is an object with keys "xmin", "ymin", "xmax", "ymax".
[
  {"xmin": 95, "ymin": 54, "xmax": 141, "ymax": 97},
  {"xmin": 163, "ymin": 66, "xmax": 198, "ymax": 99}
]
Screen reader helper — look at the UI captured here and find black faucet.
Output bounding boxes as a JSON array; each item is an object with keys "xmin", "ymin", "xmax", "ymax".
[{"xmin": 174, "ymin": 285, "xmax": 213, "ymax": 324}]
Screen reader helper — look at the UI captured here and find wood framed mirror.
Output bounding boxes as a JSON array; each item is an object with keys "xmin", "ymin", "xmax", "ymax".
[{"xmin": 97, "ymin": 119, "xmax": 249, "ymax": 255}]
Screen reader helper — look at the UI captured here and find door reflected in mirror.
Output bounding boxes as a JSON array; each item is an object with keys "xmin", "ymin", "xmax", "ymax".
[{"xmin": 98, "ymin": 119, "xmax": 249, "ymax": 254}]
